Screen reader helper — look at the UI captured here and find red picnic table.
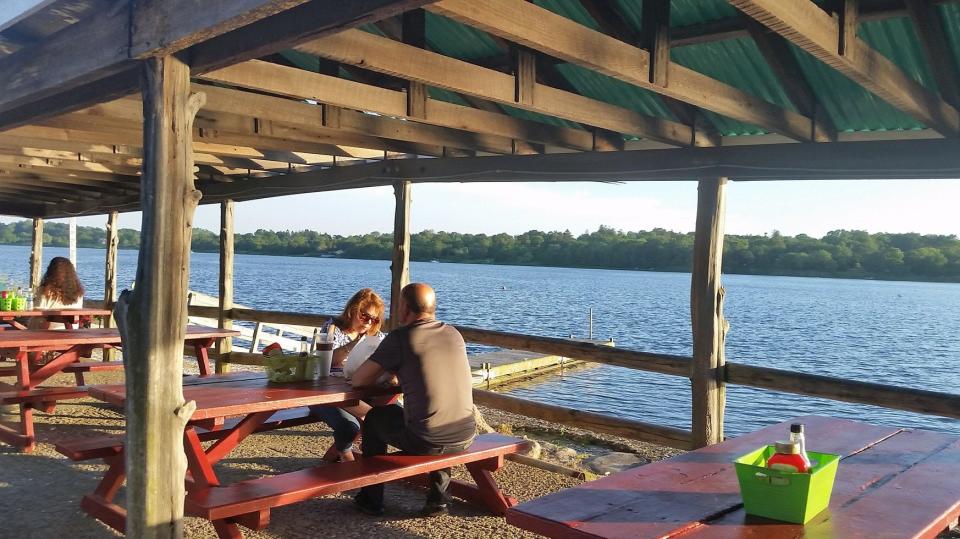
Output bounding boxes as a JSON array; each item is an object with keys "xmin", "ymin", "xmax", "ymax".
[
  {"xmin": 0, "ymin": 325, "xmax": 239, "ymax": 451},
  {"xmin": 506, "ymin": 415, "xmax": 960, "ymax": 539},
  {"xmin": 77, "ymin": 372, "xmax": 525, "ymax": 538},
  {"xmin": 0, "ymin": 307, "xmax": 112, "ymax": 330}
]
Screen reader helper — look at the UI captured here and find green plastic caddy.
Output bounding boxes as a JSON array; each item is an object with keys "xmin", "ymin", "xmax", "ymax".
[{"xmin": 734, "ymin": 445, "xmax": 840, "ymax": 524}]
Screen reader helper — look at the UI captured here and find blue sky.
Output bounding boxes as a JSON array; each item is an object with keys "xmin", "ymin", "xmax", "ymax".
[{"xmin": 11, "ymin": 179, "xmax": 960, "ymax": 238}]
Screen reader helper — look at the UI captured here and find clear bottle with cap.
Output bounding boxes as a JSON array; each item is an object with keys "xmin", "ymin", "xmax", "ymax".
[
  {"xmin": 295, "ymin": 336, "xmax": 309, "ymax": 380},
  {"xmin": 767, "ymin": 440, "xmax": 809, "ymax": 473},
  {"xmin": 790, "ymin": 423, "xmax": 813, "ymax": 469}
]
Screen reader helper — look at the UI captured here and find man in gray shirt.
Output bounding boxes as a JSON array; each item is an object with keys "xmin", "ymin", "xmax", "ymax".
[{"xmin": 351, "ymin": 282, "xmax": 476, "ymax": 516}]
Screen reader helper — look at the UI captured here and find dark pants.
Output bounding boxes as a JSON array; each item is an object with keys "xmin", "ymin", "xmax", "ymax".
[
  {"xmin": 359, "ymin": 404, "xmax": 472, "ymax": 507},
  {"xmin": 309, "ymin": 405, "xmax": 361, "ymax": 452}
]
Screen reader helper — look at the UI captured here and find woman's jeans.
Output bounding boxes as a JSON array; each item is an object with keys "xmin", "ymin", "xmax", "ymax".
[{"xmin": 310, "ymin": 405, "xmax": 361, "ymax": 452}]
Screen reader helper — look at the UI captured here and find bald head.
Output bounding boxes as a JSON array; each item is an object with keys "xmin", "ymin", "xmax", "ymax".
[{"xmin": 401, "ymin": 282, "xmax": 436, "ymax": 319}]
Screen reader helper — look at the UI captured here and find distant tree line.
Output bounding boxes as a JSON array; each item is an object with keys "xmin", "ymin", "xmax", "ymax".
[{"xmin": 1, "ymin": 220, "xmax": 958, "ymax": 282}]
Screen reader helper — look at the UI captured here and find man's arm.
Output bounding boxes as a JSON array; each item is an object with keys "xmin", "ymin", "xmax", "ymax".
[{"xmin": 351, "ymin": 359, "xmax": 387, "ymax": 387}]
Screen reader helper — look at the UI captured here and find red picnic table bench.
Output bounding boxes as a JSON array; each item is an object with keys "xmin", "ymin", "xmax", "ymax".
[
  {"xmin": 0, "ymin": 307, "xmax": 112, "ymax": 330},
  {"xmin": 0, "ymin": 325, "xmax": 239, "ymax": 451},
  {"xmin": 64, "ymin": 372, "xmax": 527, "ymax": 539},
  {"xmin": 507, "ymin": 415, "xmax": 960, "ymax": 539}
]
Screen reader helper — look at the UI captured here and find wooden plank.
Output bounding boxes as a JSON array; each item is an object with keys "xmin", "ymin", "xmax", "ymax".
[
  {"xmin": 0, "ymin": 0, "xmax": 58, "ymax": 33},
  {"xmin": 690, "ymin": 178, "xmax": 728, "ymax": 448},
  {"xmin": 905, "ymin": 0, "xmax": 960, "ymax": 109},
  {"xmin": 103, "ymin": 211, "xmax": 119, "ymax": 361},
  {"xmin": 725, "ymin": 362, "xmax": 960, "ymax": 420},
  {"xmin": 640, "ymin": 0, "xmax": 670, "ymax": 86},
  {"xmin": 29, "ymin": 217, "xmax": 42, "ymax": 292},
  {"xmin": 731, "ymin": 0, "xmax": 960, "ymax": 136},
  {"xmin": 115, "ymin": 56, "xmax": 201, "ymax": 539},
  {"xmin": 427, "ymin": 0, "xmax": 818, "ymax": 141},
  {"xmin": 389, "ymin": 181, "xmax": 411, "ymax": 328},
  {"xmin": 474, "ymin": 389, "xmax": 692, "ymax": 449},
  {"xmin": 201, "ymin": 61, "xmax": 602, "ymax": 151},
  {"xmin": 506, "ymin": 416, "xmax": 900, "ymax": 539},
  {"xmin": 294, "ymin": 30, "xmax": 695, "ymax": 145},
  {"xmin": 217, "ymin": 200, "xmax": 234, "ymax": 371}
]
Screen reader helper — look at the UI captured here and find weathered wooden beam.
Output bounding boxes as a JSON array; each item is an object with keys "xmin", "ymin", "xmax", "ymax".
[
  {"xmin": 202, "ymin": 60, "xmax": 602, "ymax": 151},
  {"xmin": 116, "ymin": 55, "xmax": 203, "ymax": 539},
  {"xmin": 731, "ymin": 0, "xmax": 960, "ymax": 136},
  {"xmin": 29, "ymin": 217, "xmax": 42, "ymax": 292},
  {"xmin": 690, "ymin": 178, "xmax": 728, "ymax": 448},
  {"xmin": 296, "ymin": 29, "xmax": 694, "ymax": 146},
  {"xmin": 389, "ymin": 181, "xmax": 412, "ymax": 328},
  {"xmin": 671, "ymin": 0, "xmax": 959, "ymax": 47},
  {"xmin": 742, "ymin": 17, "xmax": 838, "ymax": 141},
  {"xmin": 0, "ymin": 0, "xmax": 430, "ymax": 129},
  {"xmin": 0, "ymin": 200, "xmax": 47, "ymax": 217},
  {"xmin": 427, "ymin": 0, "xmax": 821, "ymax": 141},
  {"xmin": 905, "ymin": 0, "xmax": 960, "ymax": 109},
  {"xmin": 103, "ymin": 211, "xmax": 119, "ymax": 361},
  {"xmin": 217, "ymin": 199, "xmax": 234, "ymax": 371}
]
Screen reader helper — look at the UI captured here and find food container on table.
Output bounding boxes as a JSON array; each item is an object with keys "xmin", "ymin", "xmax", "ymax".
[
  {"xmin": 263, "ymin": 350, "xmax": 313, "ymax": 383},
  {"xmin": 733, "ymin": 445, "xmax": 840, "ymax": 523}
]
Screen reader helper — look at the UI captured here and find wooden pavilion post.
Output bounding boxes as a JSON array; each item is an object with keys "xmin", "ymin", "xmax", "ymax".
[
  {"xmin": 389, "ymin": 180, "xmax": 411, "ymax": 328},
  {"xmin": 690, "ymin": 177, "xmax": 728, "ymax": 448},
  {"xmin": 29, "ymin": 218, "xmax": 42, "ymax": 293},
  {"xmin": 217, "ymin": 199, "xmax": 234, "ymax": 372},
  {"xmin": 103, "ymin": 211, "xmax": 119, "ymax": 359},
  {"xmin": 114, "ymin": 56, "xmax": 205, "ymax": 539}
]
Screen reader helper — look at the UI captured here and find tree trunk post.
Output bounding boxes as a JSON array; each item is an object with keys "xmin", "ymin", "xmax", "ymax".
[
  {"xmin": 29, "ymin": 218, "xmax": 43, "ymax": 293},
  {"xmin": 103, "ymin": 211, "xmax": 119, "ymax": 359},
  {"xmin": 217, "ymin": 199, "xmax": 234, "ymax": 372},
  {"xmin": 116, "ymin": 55, "xmax": 204, "ymax": 539},
  {"xmin": 690, "ymin": 177, "xmax": 728, "ymax": 448},
  {"xmin": 389, "ymin": 180, "xmax": 412, "ymax": 328}
]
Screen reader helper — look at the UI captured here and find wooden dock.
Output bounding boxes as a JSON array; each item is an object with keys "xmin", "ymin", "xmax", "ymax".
[{"xmin": 471, "ymin": 339, "xmax": 614, "ymax": 387}]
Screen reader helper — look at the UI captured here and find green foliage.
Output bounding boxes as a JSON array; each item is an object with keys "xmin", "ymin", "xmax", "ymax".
[{"xmin": 2, "ymin": 220, "xmax": 958, "ymax": 282}]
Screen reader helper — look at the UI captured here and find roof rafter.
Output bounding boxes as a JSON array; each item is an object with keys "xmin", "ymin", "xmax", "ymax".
[
  {"xmin": 202, "ymin": 60, "xmax": 609, "ymax": 151},
  {"xmin": 731, "ymin": 0, "xmax": 960, "ymax": 137},
  {"xmin": 427, "ymin": 0, "xmax": 822, "ymax": 141},
  {"xmin": 294, "ymin": 29, "xmax": 697, "ymax": 146},
  {"xmin": 905, "ymin": 0, "xmax": 960, "ymax": 110}
]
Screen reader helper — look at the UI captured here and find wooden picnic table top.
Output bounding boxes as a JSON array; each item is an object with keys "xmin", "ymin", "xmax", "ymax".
[
  {"xmin": 90, "ymin": 371, "xmax": 401, "ymax": 421},
  {"xmin": 0, "ymin": 308, "xmax": 113, "ymax": 319},
  {"xmin": 506, "ymin": 415, "xmax": 960, "ymax": 539},
  {"xmin": 0, "ymin": 324, "xmax": 239, "ymax": 349}
]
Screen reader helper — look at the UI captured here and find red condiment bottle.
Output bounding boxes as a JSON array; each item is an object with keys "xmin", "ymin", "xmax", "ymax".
[{"xmin": 767, "ymin": 441, "xmax": 809, "ymax": 473}]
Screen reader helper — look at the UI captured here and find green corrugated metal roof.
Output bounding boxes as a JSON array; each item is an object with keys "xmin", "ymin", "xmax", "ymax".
[{"xmin": 285, "ymin": 1, "xmax": 960, "ymax": 141}]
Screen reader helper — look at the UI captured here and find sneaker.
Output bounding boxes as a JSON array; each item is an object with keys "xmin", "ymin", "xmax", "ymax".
[
  {"xmin": 353, "ymin": 491, "xmax": 384, "ymax": 516},
  {"xmin": 419, "ymin": 501, "xmax": 449, "ymax": 517}
]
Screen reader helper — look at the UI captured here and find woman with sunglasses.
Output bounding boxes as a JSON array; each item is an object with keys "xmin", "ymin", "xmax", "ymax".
[{"xmin": 311, "ymin": 288, "xmax": 386, "ymax": 462}]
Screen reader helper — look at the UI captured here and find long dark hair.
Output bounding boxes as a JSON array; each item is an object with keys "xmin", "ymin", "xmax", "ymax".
[{"xmin": 38, "ymin": 257, "xmax": 84, "ymax": 304}]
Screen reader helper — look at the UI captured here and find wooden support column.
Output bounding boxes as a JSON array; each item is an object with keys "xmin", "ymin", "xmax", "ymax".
[
  {"xmin": 217, "ymin": 199, "xmax": 234, "ymax": 372},
  {"xmin": 103, "ymin": 211, "xmax": 119, "ymax": 359},
  {"xmin": 389, "ymin": 180, "xmax": 411, "ymax": 328},
  {"xmin": 115, "ymin": 55, "xmax": 204, "ymax": 539},
  {"xmin": 690, "ymin": 177, "xmax": 728, "ymax": 448},
  {"xmin": 29, "ymin": 217, "xmax": 42, "ymax": 293}
]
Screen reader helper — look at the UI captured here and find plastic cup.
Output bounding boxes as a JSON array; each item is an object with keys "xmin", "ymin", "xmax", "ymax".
[{"xmin": 315, "ymin": 339, "xmax": 333, "ymax": 378}]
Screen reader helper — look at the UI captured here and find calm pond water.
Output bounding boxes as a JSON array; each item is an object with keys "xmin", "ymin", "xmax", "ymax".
[{"xmin": 2, "ymin": 244, "xmax": 958, "ymax": 437}]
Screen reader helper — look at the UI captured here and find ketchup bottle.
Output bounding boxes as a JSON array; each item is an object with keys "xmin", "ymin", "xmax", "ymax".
[{"xmin": 767, "ymin": 441, "xmax": 809, "ymax": 473}]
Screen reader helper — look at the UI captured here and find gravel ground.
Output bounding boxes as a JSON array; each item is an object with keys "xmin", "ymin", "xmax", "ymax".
[{"xmin": 0, "ymin": 367, "xmax": 679, "ymax": 539}]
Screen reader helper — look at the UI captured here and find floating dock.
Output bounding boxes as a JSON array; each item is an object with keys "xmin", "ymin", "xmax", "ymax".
[{"xmin": 470, "ymin": 338, "xmax": 614, "ymax": 387}]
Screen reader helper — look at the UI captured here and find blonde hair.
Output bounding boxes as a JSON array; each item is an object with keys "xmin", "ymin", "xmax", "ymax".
[{"xmin": 334, "ymin": 288, "xmax": 385, "ymax": 336}]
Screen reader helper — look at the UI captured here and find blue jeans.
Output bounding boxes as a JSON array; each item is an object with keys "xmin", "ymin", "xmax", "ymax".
[{"xmin": 310, "ymin": 405, "xmax": 360, "ymax": 452}]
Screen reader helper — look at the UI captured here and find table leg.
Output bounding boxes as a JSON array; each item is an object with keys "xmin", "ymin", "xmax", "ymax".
[
  {"xmin": 80, "ymin": 454, "xmax": 128, "ymax": 534},
  {"xmin": 204, "ymin": 411, "xmax": 275, "ymax": 464},
  {"xmin": 185, "ymin": 427, "xmax": 221, "ymax": 489},
  {"xmin": 192, "ymin": 338, "xmax": 215, "ymax": 376},
  {"xmin": 27, "ymin": 345, "xmax": 91, "ymax": 388},
  {"xmin": 464, "ymin": 456, "xmax": 516, "ymax": 515}
]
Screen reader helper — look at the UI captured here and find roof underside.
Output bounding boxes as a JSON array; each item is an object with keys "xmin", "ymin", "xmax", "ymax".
[{"xmin": 0, "ymin": 0, "xmax": 958, "ymax": 218}]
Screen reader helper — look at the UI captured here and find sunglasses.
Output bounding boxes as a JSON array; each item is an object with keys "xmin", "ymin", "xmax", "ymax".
[{"xmin": 358, "ymin": 312, "xmax": 380, "ymax": 324}]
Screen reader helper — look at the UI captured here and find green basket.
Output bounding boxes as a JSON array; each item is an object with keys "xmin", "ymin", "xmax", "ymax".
[
  {"xmin": 734, "ymin": 445, "xmax": 840, "ymax": 523},
  {"xmin": 263, "ymin": 354, "xmax": 316, "ymax": 383}
]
